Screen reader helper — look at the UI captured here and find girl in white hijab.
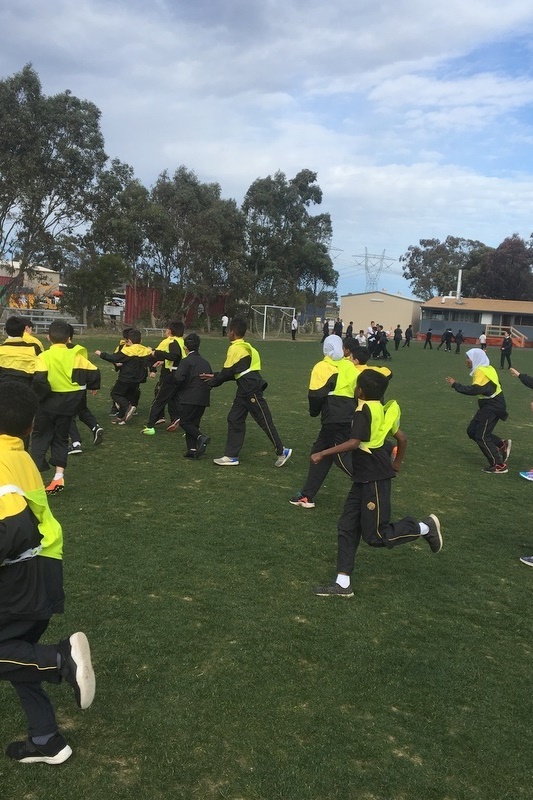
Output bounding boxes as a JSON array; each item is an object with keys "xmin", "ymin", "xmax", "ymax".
[{"xmin": 445, "ymin": 348, "xmax": 510, "ymax": 473}]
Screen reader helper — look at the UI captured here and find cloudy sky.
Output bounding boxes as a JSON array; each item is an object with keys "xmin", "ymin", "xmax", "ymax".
[{"xmin": 2, "ymin": 0, "xmax": 533, "ymax": 299}]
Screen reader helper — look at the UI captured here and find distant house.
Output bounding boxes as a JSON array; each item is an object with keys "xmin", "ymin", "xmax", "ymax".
[
  {"xmin": 340, "ymin": 290, "xmax": 423, "ymax": 334},
  {"xmin": 420, "ymin": 295, "xmax": 533, "ymax": 346}
]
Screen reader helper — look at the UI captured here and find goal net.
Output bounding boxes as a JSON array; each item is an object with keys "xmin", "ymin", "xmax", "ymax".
[{"xmin": 251, "ymin": 305, "xmax": 296, "ymax": 340}]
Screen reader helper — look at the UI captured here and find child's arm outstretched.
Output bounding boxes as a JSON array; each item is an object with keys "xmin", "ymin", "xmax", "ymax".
[{"xmin": 310, "ymin": 437, "xmax": 361, "ymax": 464}]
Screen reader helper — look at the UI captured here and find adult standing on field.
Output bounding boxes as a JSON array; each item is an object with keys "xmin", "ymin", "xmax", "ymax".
[
  {"xmin": 454, "ymin": 330, "xmax": 464, "ymax": 354},
  {"xmin": 479, "ymin": 331, "xmax": 487, "ymax": 350},
  {"xmin": 291, "ymin": 316, "xmax": 298, "ymax": 341},
  {"xmin": 221, "ymin": 314, "xmax": 229, "ymax": 337},
  {"xmin": 393, "ymin": 325, "xmax": 402, "ymax": 351},
  {"xmin": 500, "ymin": 331, "xmax": 513, "ymax": 369},
  {"xmin": 424, "ymin": 329, "xmax": 433, "ymax": 349},
  {"xmin": 402, "ymin": 325, "xmax": 413, "ymax": 347},
  {"xmin": 321, "ymin": 319, "xmax": 330, "ymax": 343}
]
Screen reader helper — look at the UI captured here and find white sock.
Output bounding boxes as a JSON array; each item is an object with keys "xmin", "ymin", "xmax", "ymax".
[
  {"xmin": 336, "ymin": 573, "xmax": 351, "ymax": 588},
  {"xmin": 419, "ymin": 522, "xmax": 430, "ymax": 535},
  {"xmin": 53, "ymin": 472, "xmax": 63, "ymax": 481}
]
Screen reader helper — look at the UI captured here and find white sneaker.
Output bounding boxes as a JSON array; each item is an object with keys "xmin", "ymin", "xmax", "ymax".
[
  {"xmin": 275, "ymin": 447, "xmax": 292, "ymax": 467},
  {"xmin": 213, "ymin": 456, "xmax": 239, "ymax": 466}
]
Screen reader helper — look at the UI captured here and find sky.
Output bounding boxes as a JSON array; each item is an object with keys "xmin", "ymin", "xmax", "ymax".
[{"xmin": 1, "ymin": 0, "xmax": 533, "ymax": 300}]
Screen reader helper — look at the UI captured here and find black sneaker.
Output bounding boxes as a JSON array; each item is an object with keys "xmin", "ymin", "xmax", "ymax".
[
  {"xmin": 313, "ymin": 582, "xmax": 354, "ymax": 597},
  {"xmin": 196, "ymin": 434, "xmax": 211, "ymax": 456},
  {"xmin": 57, "ymin": 632, "xmax": 95, "ymax": 710},
  {"xmin": 5, "ymin": 732, "xmax": 72, "ymax": 764},
  {"xmin": 483, "ymin": 463, "xmax": 508, "ymax": 474},
  {"xmin": 92, "ymin": 426, "xmax": 104, "ymax": 446},
  {"xmin": 420, "ymin": 514, "xmax": 443, "ymax": 553}
]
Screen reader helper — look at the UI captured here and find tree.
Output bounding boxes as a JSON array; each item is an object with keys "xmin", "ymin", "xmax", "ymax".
[
  {"xmin": 0, "ymin": 64, "xmax": 107, "ymax": 302},
  {"xmin": 147, "ymin": 167, "xmax": 245, "ymax": 320},
  {"xmin": 469, "ymin": 234, "xmax": 533, "ymax": 300},
  {"xmin": 60, "ymin": 247, "xmax": 128, "ymax": 325},
  {"xmin": 242, "ymin": 169, "xmax": 336, "ymax": 306},
  {"xmin": 399, "ymin": 237, "xmax": 488, "ymax": 300}
]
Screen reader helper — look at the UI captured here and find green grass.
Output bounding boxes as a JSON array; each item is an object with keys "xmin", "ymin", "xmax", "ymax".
[{"xmin": 2, "ymin": 336, "xmax": 533, "ymax": 799}]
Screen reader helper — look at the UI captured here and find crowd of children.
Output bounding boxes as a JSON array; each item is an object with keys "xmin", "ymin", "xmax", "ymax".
[{"xmin": 2, "ymin": 313, "xmax": 533, "ymax": 764}]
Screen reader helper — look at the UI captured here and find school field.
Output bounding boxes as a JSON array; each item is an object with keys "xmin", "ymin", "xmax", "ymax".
[{"xmin": 2, "ymin": 334, "xmax": 533, "ymax": 799}]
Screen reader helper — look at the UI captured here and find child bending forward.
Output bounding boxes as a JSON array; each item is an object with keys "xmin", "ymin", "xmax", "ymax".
[{"xmin": 313, "ymin": 370, "xmax": 442, "ymax": 597}]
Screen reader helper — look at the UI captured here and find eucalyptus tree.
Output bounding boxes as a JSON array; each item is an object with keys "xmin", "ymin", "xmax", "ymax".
[
  {"xmin": 0, "ymin": 64, "xmax": 106, "ymax": 301},
  {"xmin": 242, "ymin": 168, "xmax": 336, "ymax": 305}
]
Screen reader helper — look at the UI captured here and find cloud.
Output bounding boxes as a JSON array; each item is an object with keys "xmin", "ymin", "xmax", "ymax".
[{"xmin": 1, "ymin": 0, "xmax": 533, "ymax": 302}]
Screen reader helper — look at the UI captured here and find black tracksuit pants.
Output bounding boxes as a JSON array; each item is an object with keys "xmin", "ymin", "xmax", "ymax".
[
  {"xmin": 466, "ymin": 406, "xmax": 505, "ymax": 466},
  {"xmin": 69, "ymin": 391, "xmax": 98, "ymax": 442},
  {"xmin": 337, "ymin": 479, "xmax": 421, "ymax": 575},
  {"xmin": 148, "ymin": 373, "xmax": 178, "ymax": 426},
  {"xmin": 178, "ymin": 404, "xmax": 208, "ymax": 452},
  {"xmin": 300, "ymin": 422, "xmax": 353, "ymax": 501},
  {"xmin": 225, "ymin": 391, "xmax": 284, "ymax": 457},
  {"xmin": 0, "ymin": 618, "xmax": 61, "ymax": 737},
  {"xmin": 31, "ymin": 410, "xmax": 72, "ymax": 471}
]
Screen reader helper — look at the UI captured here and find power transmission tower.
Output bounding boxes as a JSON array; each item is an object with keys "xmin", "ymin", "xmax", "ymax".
[{"xmin": 352, "ymin": 248, "xmax": 398, "ymax": 292}]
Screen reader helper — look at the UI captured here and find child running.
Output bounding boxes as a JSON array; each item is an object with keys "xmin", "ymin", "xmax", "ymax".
[
  {"xmin": 313, "ymin": 370, "xmax": 442, "ymax": 597},
  {"xmin": 202, "ymin": 317, "xmax": 292, "ymax": 467},
  {"xmin": 95, "ymin": 329, "xmax": 152, "ymax": 425},
  {"xmin": 0, "ymin": 381, "xmax": 95, "ymax": 764},
  {"xmin": 446, "ymin": 348, "xmax": 510, "ymax": 474}
]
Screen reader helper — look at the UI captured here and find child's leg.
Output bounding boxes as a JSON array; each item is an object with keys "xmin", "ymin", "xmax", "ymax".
[
  {"xmin": 30, "ymin": 409, "xmax": 54, "ymax": 471},
  {"xmin": 49, "ymin": 414, "xmax": 72, "ymax": 473},
  {"xmin": 247, "ymin": 392, "xmax": 284, "ymax": 455},
  {"xmin": 224, "ymin": 396, "xmax": 249, "ymax": 457},
  {"xmin": 466, "ymin": 410, "xmax": 503, "ymax": 466},
  {"xmin": 336, "ymin": 483, "xmax": 364, "ymax": 575},
  {"xmin": 359, "ymin": 480, "xmax": 421, "ymax": 548}
]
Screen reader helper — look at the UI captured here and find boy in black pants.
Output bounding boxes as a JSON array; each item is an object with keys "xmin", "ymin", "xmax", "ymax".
[
  {"xmin": 0, "ymin": 381, "xmax": 95, "ymax": 764},
  {"xmin": 173, "ymin": 333, "xmax": 212, "ymax": 458},
  {"xmin": 95, "ymin": 329, "xmax": 152, "ymax": 425},
  {"xmin": 313, "ymin": 370, "xmax": 442, "ymax": 597},
  {"xmin": 203, "ymin": 317, "xmax": 292, "ymax": 467}
]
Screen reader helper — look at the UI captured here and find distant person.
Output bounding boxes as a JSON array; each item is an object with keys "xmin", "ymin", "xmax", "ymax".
[
  {"xmin": 436, "ymin": 332, "xmax": 446, "ymax": 351},
  {"xmin": 95, "ymin": 329, "xmax": 152, "ymax": 428},
  {"xmin": 393, "ymin": 325, "xmax": 402, "ymax": 351},
  {"xmin": 500, "ymin": 331, "xmax": 513, "ymax": 369},
  {"xmin": 321, "ymin": 319, "xmax": 330, "ymax": 343},
  {"xmin": 479, "ymin": 332, "xmax": 487, "ymax": 350},
  {"xmin": 402, "ymin": 324, "xmax": 413, "ymax": 347},
  {"xmin": 291, "ymin": 316, "xmax": 298, "ymax": 341},
  {"xmin": 424, "ymin": 329, "xmax": 433, "ymax": 349},
  {"xmin": 345, "ymin": 321, "xmax": 353, "ymax": 340},
  {"xmin": 446, "ymin": 348, "xmax": 510, "ymax": 474},
  {"xmin": 356, "ymin": 329, "xmax": 367, "ymax": 347},
  {"xmin": 221, "ymin": 314, "xmax": 229, "ymax": 337},
  {"xmin": 454, "ymin": 330, "xmax": 464, "ymax": 354},
  {"xmin": 444, "ymin": 328, "xmax": 454, "ymax": 352},
  {"xmin": 333, "ymin": 318, "xmax": 343, "ymax": 337}
]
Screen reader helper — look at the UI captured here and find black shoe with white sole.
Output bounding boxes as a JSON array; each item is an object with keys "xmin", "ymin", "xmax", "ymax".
[
  {"xmin": 57, "ymin": 632, "xmax": 95, "ymax": 710},
  {"xmin": 5, "ymin": 732, "xmax": 72, "ymax": 764}
]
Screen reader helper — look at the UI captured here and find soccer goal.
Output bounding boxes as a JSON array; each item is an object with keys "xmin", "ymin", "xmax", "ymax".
[{"xmin": 251, "ymin": 305, "xmax": 296, "ymax": 340}]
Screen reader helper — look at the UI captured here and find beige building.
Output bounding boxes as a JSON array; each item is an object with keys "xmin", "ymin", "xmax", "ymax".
[{"xmin": 340, "ymin": 291, "xmax": 423, "ymax": 334}]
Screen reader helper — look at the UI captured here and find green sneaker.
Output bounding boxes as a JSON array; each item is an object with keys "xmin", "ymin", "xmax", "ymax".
[{"xmin": 141, "ymin": 427, "xmax": 156, "ymax": 436}]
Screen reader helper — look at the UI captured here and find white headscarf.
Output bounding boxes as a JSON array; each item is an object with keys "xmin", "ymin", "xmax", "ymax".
[
  {"xmin": 466, "ymin": 347, "xmax": 490, "ymax": 376},
  {"xmin": 323, "ymin": 334, "xmax": 344, "ymax": 361}
]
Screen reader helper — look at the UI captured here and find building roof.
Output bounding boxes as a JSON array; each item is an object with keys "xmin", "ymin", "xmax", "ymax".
[
  {"xmin": 341, "ymin": 290, "xmax": 423, "ymax": 304},
  {"xmin": 422, "ymin": 296, "xmax": 533, "ymax": 313}
]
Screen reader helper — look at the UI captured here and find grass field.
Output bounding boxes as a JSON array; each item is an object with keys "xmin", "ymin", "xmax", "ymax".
[{"xmin": 2, "ymin": 334, "xmax": 533, "ymax": 799}]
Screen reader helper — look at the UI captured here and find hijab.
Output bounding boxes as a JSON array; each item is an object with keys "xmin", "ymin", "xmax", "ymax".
[{"xmin": 466, "ymin": 347, "xmax": 489, "ymax": 376}]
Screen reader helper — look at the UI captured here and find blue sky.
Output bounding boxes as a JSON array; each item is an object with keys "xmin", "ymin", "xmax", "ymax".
[{"xmin": 1, "ymin": 0, "xmax": 533, "ymax": 300}]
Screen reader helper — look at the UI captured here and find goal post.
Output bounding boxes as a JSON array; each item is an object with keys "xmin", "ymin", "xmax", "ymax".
[{"xmin": 251, "ymin": 305, "xmax": 296, "ymax": 340}]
